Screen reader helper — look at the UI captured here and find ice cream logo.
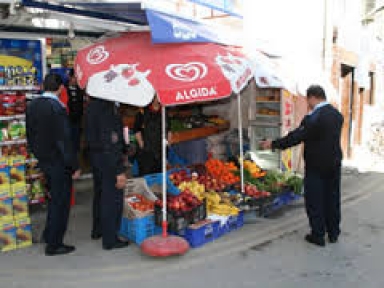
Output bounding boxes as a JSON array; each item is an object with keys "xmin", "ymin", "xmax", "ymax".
[
  {"xmin": 166, "ymin": 62, "xmax": 208, "ymax": 82},
  {"xmin": 86, "ymin": 45, "xmax": 109, "ymax": 65}
]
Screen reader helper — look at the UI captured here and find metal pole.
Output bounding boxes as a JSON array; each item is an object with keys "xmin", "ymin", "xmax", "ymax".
[
  {"xmin": 237, "ymin": 93, "xmax": 245, "ymax": 193},
  {"xmin": 161, "ymin": 105, "xmax": 167, "ymax": 237}
]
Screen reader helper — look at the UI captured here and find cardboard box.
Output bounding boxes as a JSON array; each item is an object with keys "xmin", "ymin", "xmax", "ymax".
[
  {"xmin": 0, "ymin": 157, "xmax": 10, "ymax": 187},
  {"xmin": 15, "ymin": 217, "xmax": 32, "ymax": 248},
  {"xmin": 11, "ymin": 182, "xmax": 26, "ymax": 197},
  {"xmin": 0, "ymin": 193, "xmax": 12, "ymax": 221},
  {"xmin": 12, "ymin": 194, "xmax": 28, "ymax": 219},
  {"xmin": 0, "ymin": 220, "xmax": 16, "ymax": 252}
]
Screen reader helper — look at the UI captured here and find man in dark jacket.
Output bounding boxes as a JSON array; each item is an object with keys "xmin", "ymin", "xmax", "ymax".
[
  {"xmin": 26, "ymin": 74, "xmax": 80, "ymax": 256},
  {"xmin": 261, "ymin": 85, "xmax": 343, "ymax": 247},
  {"xmin": 66, "ymin": 69, "xmax": 85, "ymax": 159},
  {"xmin": 85, "ymin": 97, "xmax": 129, "ymax": 250}
]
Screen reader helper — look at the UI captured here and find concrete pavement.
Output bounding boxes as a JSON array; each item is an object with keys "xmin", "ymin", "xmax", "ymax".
[{"xmin": 0, "ymin": 170, "xmax": 382, "ymax": 288}]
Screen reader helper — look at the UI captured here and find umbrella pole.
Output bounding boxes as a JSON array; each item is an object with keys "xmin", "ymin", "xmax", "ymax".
[
  {"xmin": 162, "ymin": 106, "xmax": 168, "ymax": 237},
  {"xmin": 237, "ymin": 93, "xmax": 245, "ymax": 194}
]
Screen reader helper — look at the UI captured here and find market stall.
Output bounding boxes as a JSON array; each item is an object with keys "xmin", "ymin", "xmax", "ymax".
[{"xmin": 74, "ymin": 31, "xmax": 304, "ymax": 250}]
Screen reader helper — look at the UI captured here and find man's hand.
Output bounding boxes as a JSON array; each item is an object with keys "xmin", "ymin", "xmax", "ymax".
[
  {"xmin": 260, "ymin": 140, "xmax": 273, "ymax": 150},
  {"xmin": 116, "ymin": 173, "xmax": 127, "ymax": 190},
  {"xmin": 72, "ymin": 169, "xmax": 81, "ymax": 180}
]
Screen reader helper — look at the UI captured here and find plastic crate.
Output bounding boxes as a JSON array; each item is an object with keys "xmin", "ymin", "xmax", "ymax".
[
  {"xmin": 227, "ymin": 210, "xmax": 245, "ymax": 232},
  {"xmin": 154, "ymin": 205, "xmax": 191, "ymax": 234},
  {"xmin": 185, "ymin": 220, "xmax": 220, "ymax": 248},
  {"xmin": 123, "ymin": 178, "xmax": 158, "ymax": 219},
  {"xmin": 119, "ymin": 215, "xmax": 155, "ymax": 245},
  {"xmin": 144, "ymin": 168, "xmax": 191, "ymax": 196},
  {"xmin": 190, "ymin": 200, "xmax": 207, "ymax": 224},
  {"xmin": 261, "ymin": 191, "xmax": 301, "ymax": 216},
  {"xmin": 216, "ymin": 223, "xmax": 229, "ymax": 238}
]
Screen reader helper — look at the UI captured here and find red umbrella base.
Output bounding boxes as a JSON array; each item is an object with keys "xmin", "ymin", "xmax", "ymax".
[{"xmin": 141, "ymin": 235, "xmax": 190, "ymax": 257}]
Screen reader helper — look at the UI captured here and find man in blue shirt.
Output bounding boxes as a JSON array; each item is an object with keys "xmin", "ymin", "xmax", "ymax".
[
  {"xmin": 261, "ymin": 85, "xmax": 343, "ymax": 247},
  {"xmin": 26, "ymin": 74, "xmax": 80, "ymax": 256}
]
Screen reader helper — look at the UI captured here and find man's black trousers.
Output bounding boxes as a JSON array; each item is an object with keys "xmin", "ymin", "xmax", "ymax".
[
  {"xmin": 90, "ymin": 153, "xmax": 124, "ymax": 248},
  {"xmin": 304, "ymin": 166, "xmax": 341, "ymax": 239},
  {"xmin": 41, "ymin": 162, "xmax": 72, "ymax": 248}
]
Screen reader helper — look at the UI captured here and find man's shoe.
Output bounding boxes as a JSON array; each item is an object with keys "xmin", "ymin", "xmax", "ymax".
[
  {"xmin": 305, "ymin": 234, "xmax": 325, "ymax": 247},
  {"xmin": 103, "ymin": 240, "xmax": 130, "ymax": 251},
  {"xmin": 45, "ymin": 244, "xmax": 76, "ymax": 256},
  {"xmin": 91, "ymin": 232, "xmax": 102, "ymax": 240},
  {"xmin": 329, "ymin": 236, "xmax": 338, "ymax": 243}
]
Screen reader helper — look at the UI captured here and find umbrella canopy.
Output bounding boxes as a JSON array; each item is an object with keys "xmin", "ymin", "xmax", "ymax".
[{"xmin": 75, "ymin": 32, "xmax": 253, "ymax": 107}]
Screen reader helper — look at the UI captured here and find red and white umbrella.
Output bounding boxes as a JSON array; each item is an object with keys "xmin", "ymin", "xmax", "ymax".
[
  {"xmin": 74, "ymin": 32, "xmax": 253, "ymax": 256},
  {"xmin": 75, "ymin": 32, "xmax": 253, "ymax": 106}
]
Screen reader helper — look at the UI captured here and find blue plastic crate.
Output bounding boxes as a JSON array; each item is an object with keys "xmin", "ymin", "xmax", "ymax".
[
  {"xmin": 185, "ymin": 221, "xmax": 220, "ymax": 248},
  {"xmin": 263, "ymin": 191, "xmax": 301, "ymax": 216},
  {"xmin": 216, "ymin": 223, "xmax": 229, "ymax": 238},
  {"xmin": 144, "ymin": 168, "xmax": 191, "ymax": 196},
  {"xmin": 119, "ymin": 215, "xmax": 155, "ymax": 245},
  {"xmin": 227, "ymin": 210, "xmax": 245, "ymax": 232}
]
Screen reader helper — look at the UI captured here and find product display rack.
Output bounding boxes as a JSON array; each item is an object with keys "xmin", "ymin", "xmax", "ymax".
[
  {"xmin": 249, "ymin": 88, "xmax": 282, "ymax": 170},
  {"xmin": 0, "ymin": 85, "xmax": 45, "ymax": 205}
]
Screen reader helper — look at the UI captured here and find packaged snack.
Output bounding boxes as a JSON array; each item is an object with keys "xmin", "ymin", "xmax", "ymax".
[
  {"xmin": 0, "ymin": 157, "xmax": 10, "ymax": 187},
  {"xmin": 8, "ymin": 120, "xmax": 25, "ymax": 140},
  {"xmin": 15, "ymin": 217, "xmax": 32, "ymax": 248},
  {"xmin": 12, "ymin": 194, "xmax": 28, "ymax": 219},
  {"xmin": 11, "ymin": 182, "xmax": 26, "ymax": 197},
  {"xmin": 0, "ymin": 193, "xmax": 12, "ymax": 221},
  {"xmin": 9, "ymin": 156, "xmax": 26, "ymax": 185},
  {"xmin": 0, "ymin": 220, "xmax": 16, "ymax": 252},
  {"xmin": 14, "ymin": 94, "xmax": 26, "ymax": 114},
  {"xmin": 2, "ymin": 94, "xmax": 16, "ymax": 115}
]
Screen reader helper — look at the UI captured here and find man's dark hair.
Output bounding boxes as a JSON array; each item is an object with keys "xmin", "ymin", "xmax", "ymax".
[
  {"xmin": 43, "ymin": 73, "xmax": 63, "ymax": 92},
  {"xmin": 306, "ymin": 85, "xmax": 327, "ymax": 100}
]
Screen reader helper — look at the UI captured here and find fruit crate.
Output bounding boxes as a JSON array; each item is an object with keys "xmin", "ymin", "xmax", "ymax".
[
  {"xmin": 144, "ymin": 168, "xmax": 191, "ymax": 196},
  {"xmin": 154, "ymin": 205, "xmax": 191, "ymax": 234},
  {"xmin": 227, "ymin": 210, "xmax": 245, "ymax": 232},
  {"xmin": 260, "ymin": 191, "xmax": 301, "ymax": 217},
  {"xmin": 123, "ymin": 178, "xmax": 158, "ymax": 219},
  {"xmin": 185, "ymin": 220, "xmax": 220, "ymax": 248},
  {"xmin": 190, "ymin": 199, "xmax": 207, "ymax": 224},
  {"xmin": 119, "ymin": 215, "xmax": 155, "ymax": 245},
  {"xmin": 216, "ymin": 222, "xmax": 229, "ymax": 238}
]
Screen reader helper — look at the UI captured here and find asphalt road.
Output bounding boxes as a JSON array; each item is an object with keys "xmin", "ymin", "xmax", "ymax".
[{"xmin": 1, "ymin": 170, "xmax": 383, "ymax": 288}]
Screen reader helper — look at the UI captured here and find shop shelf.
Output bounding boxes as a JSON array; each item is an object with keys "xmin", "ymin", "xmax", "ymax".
[
  {"xmin": 185, "ymin": 220, "xmax": 220, "ymax": 248},
  {"xmin": 0, "ymin": 114, "xmax": 25, "ymax": 121},
  {"xmin": 0, "ymin": 85, "xmax": 40, "ymax": 91},
  {"xmin": 0, "ymin": 139, "xmax": 27, "ymax": 146},
  {"xmin": 119, "ymin": 215, "xmax": 155, "ymax": 245},
  {"xmin": 26, "ymin": 173, "xmax": 43, "ymax": 181},
  {"xmin": 28, "ymin": 196, "xmax": 46, "ymax": 205}
]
